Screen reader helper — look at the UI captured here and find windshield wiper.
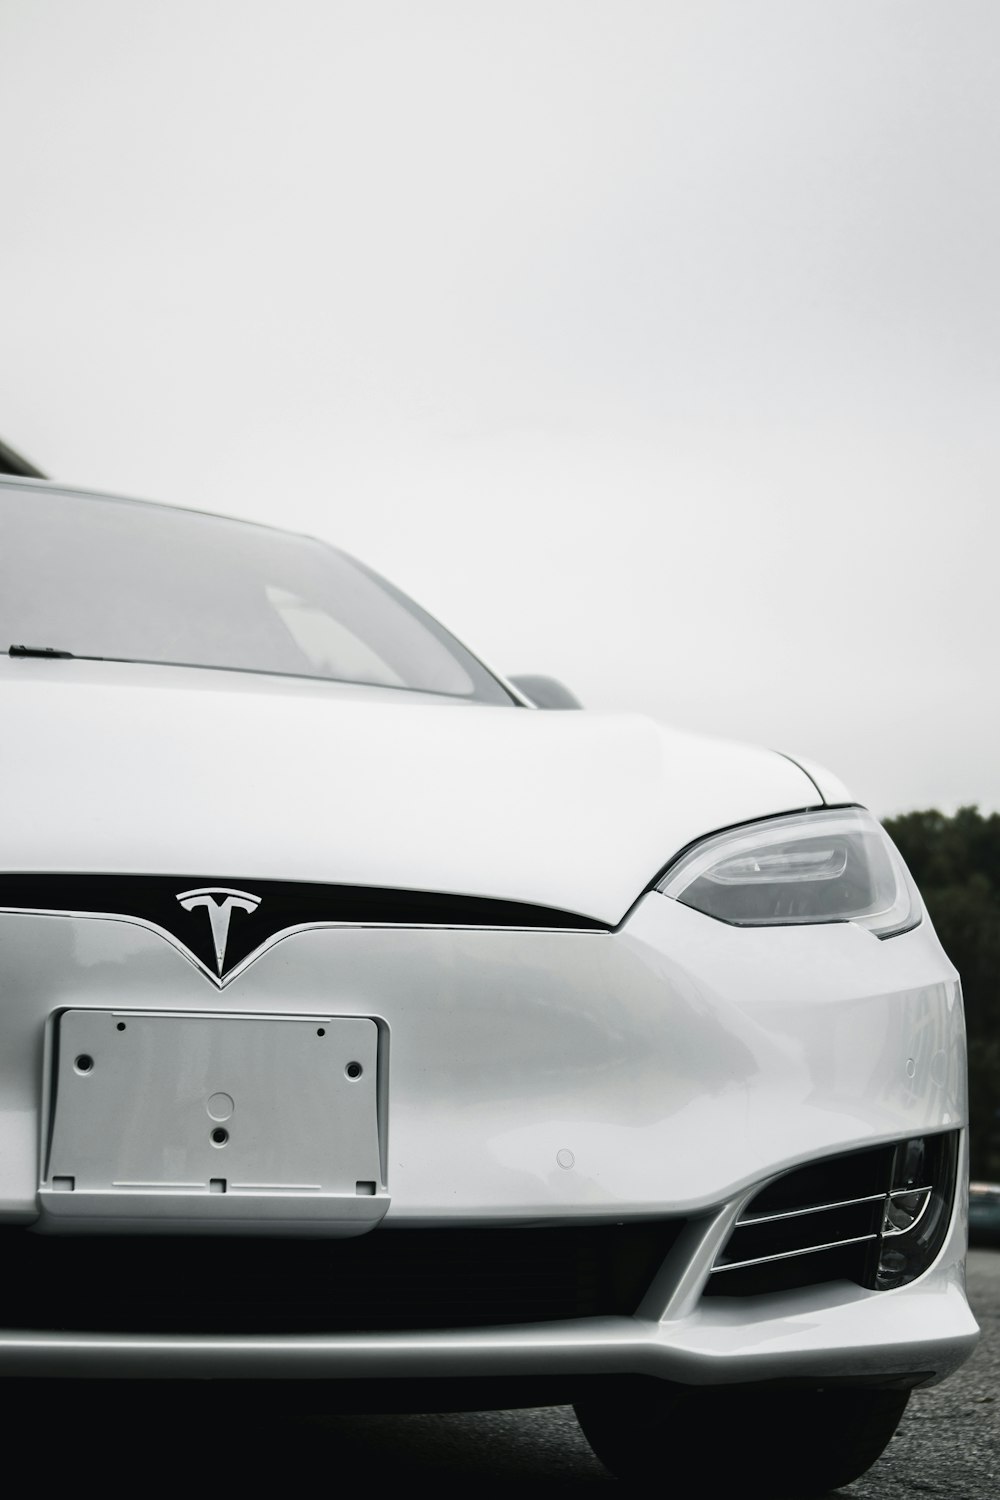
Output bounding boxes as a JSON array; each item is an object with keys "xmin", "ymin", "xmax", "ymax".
[{"xmin": 8, "ymin": 644, "xmax": 96, "ymax": 659}]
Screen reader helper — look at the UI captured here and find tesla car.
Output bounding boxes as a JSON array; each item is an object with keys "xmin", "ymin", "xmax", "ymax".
[{"xmin": 0, "ymin": 476, "xmax": 978, "ymax": 1494}]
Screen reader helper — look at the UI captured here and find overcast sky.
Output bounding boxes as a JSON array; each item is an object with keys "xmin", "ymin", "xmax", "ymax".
[{"xmin": 2, "ymin": 1, "xmax": 997, "ymax": 817}]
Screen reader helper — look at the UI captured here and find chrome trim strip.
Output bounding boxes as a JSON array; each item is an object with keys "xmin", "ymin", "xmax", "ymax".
[
  {"xmin": 711, "ymin": 1231, "xmax": 878, "ymax": 1274},
  {"xmin": 882, "ymin": 1188, "xmax": 933, "ymax": 1237},
  {"xmin": 0, "ymin": 906, "xmax": 605, "ymax": 990},
  {"xmin": 736, "ymin": 1191, "xmax": 886, "ymax": 1226},
  {"xmin": 738, "ymin": 1184, "xmax": 933, "ymax": 1228}
]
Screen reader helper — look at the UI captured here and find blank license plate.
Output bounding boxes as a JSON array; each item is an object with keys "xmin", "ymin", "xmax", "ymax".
[{"xmin": 39, "ymin": 1009, "xmax": 387, "ymax": 1234}]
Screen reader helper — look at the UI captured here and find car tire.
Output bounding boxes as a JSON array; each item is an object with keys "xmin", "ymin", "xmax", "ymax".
[{"xmin": 574, "ymin": 1382, "xmax": 910, "ymax": 1496}]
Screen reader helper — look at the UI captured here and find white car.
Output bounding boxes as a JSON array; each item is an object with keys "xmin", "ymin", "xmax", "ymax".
[{"xmin": 0, "ymin": 476, "xmax": 978, "ymax": 1493}]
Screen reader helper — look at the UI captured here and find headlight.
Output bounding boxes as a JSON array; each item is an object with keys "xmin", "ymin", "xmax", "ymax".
[{"xmin": 656, "ymin": 808, "xmax": 921, "ymax": 937}]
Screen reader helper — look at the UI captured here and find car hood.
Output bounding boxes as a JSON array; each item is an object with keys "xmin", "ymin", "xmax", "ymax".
[{"xmin": 2, "ymin": 659, "xmax": 823, "ymax": 926}]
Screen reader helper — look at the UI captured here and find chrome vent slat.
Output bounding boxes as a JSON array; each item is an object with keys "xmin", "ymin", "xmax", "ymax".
[
  {"xmin": 711, "ymin": 1232, "xmax": 879, "ymax": 1274},
  {"xmin": 882, "ymin": 1186, "xmax": 933, "ymax": 1237},
  {"xmin": 736, "ymin": 1182, "xmax": 934, "ymax": 1228},
  {"xmin": 715, "ymin": 1196, "xmax": 881, "ymax": 1271},
  {"xmin": 736, "ymin": 1191, "xmax": 886, "ymax": 1227}
]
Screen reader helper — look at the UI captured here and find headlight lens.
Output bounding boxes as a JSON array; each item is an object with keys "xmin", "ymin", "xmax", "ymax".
[{"xmin": 657, "ymin": 808, "xmax": 921, "ymax": 937}]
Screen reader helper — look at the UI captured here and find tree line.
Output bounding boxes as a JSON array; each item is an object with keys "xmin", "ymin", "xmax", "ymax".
[{"xmin": 885, "ymin": 806, "xmax": 1000, "ymax": 1180}]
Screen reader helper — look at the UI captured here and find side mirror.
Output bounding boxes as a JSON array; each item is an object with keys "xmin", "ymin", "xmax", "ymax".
[{"xmin": 507, "ymin": 674, "xmax": 583, "ymax": 710}]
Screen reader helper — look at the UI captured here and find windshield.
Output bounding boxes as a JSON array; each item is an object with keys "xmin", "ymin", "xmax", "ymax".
[{"xmin": 0, "ymin": 486, "xmax": 513, "ymax": 704}]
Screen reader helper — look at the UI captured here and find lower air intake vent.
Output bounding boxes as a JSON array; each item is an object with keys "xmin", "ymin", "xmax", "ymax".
[
  {"xmin": 704, "ymin": 1131, "xmax": 959, "ymax": 1298},
  {"xmin": 4, "ymin": 1222, "xmax": 682, "ymax": 1335}
]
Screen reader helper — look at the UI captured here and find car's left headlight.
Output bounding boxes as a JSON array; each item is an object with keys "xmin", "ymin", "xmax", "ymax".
[{"xmin": 657, "ymin": 807, "xmax": 921, "ymax": 938}]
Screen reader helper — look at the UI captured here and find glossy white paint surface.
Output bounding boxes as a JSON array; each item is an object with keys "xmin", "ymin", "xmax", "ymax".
[
  {"xmin": 0, "ymin": 893, "xmax": 964, "ymax": 1224},
  {"xmin": 0, "ymin": 656, "xmax": 820, "ymax": 924}
]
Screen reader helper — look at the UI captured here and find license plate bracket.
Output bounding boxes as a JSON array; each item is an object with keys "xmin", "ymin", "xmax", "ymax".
[{"xmin": 39, "ymin": 1009, "xmax": 387, "ymax": 1235}]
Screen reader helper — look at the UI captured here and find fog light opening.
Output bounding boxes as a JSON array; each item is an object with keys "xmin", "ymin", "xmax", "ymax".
[{"xmin": 874, "ymin": 1134, "xmax": 958, "ymax": 1291}]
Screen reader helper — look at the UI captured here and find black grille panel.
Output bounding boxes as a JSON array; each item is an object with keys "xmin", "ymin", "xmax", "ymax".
[
  {"xmin": 0, "ymin": 1222, "xmax": 682, "ymax": 1335},
  {"xmin": 0, "ymin": 874, "xmax": 606, "ymax": 982}
]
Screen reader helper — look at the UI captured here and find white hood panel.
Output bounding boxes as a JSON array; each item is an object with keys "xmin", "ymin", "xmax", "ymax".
[{"xmin": 2, "ymin": 661, "xmax": 820, "ymax": 925}]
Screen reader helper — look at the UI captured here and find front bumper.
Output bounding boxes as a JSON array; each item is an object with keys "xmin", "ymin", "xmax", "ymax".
[
  {"xmin": 0, "ymin": 1172, "xmax": 976, "ymax": 1385},
  {"xmin": 0, "ymin": 889, "xmax": 979, "ymax": 1386}
]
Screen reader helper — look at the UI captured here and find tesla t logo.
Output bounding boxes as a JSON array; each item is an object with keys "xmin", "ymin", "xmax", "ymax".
[{"xmin": 176, "ymin": 887, "xmax": 261, "ymax": 974}]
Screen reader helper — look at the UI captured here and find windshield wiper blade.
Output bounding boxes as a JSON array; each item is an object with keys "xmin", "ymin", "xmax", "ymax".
[{"xmin": 8, "ymin": 644, "xmax": 91, "ymax": 659}]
